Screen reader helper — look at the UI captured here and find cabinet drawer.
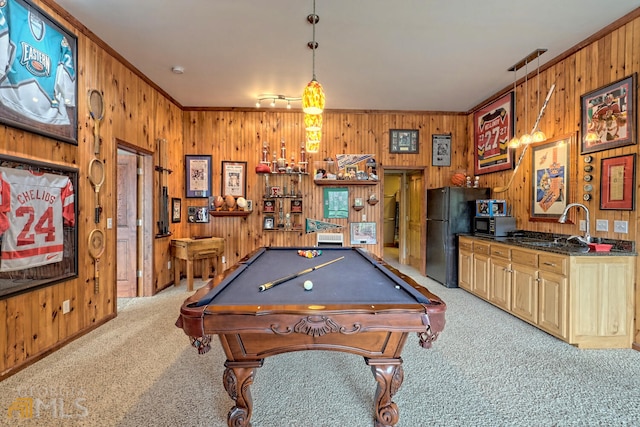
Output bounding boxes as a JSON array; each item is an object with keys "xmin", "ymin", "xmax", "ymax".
[
  {"xmin": 474, "ymin": 241, "xmax": 491, "ymax": 256},
  {"xmin": 459, "ymin": 238, "xmax": 473, "ymax": 252},
  {"xmin": 511, "ymin": 248, "xmax": 538, "ymax": 267},
  {"xmin": 538, "ymin": 253, "xmax": 567, "ymax": 275},
  {"xmin": 491, "ymin": 244, "xmax": 511, "ymax": 260}
]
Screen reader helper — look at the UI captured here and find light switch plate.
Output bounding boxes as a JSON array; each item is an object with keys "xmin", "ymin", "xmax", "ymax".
[
  {"xmin": 596, "ymin": 219, "xmax": 609, "ymax": 232},
  {"xmin": 614, "ymin": 220, "xmax": 628, "ymax": 233},
  {"xmin": 579, "ymin": 220, "xmax": 586, "ymax": 231}
]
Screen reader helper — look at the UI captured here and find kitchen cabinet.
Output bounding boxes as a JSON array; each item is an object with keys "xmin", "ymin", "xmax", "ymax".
[
  {"xmin": 458, "ymin": 236, "xmax": 473, "ymax": 291},
  {"xmin": 459, "ymin": 236, "xmax": 635, "ymax": 348}
]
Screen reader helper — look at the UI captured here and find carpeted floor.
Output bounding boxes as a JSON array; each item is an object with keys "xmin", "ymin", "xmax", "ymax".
[{"xmin": 1, "ymin": 254, "xmax": 639, "ymax": 427}]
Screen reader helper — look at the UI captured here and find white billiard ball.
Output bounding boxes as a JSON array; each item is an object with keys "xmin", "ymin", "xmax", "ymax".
[{"xmin": 303, "ymin": 280, "xmax": 313, "ymax": 291}]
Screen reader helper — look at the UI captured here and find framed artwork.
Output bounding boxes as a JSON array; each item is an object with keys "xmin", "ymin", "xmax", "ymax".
[
  {"xmin": 389, "ymin": 129, "xmax": 419, "ymax": 154},
  {"xmin": 345, "ymin": 165, "xmax": 358, "ymax": 177},
  {"xmin": 0, "ymin": 0, "xmax": 78, "ymax": 145},
  {"xmin": 187, "ymin": 206, "xmax": 209, "ymax": 223},
  {"xmin": 530, "ymin": 134, "xmax": 572, "ymax": 221},
  {"xmin": 581, "ymin": 74, "xmax": 636, "ymax": 154},
  {"xmin": 323, "ymin": 187, "xmax": 349, "ymax": 219},
  {"xmin": 221, "ymin": 161, "xmax": 246, "ymax": 198},
  {"xmin": 432, "ymin": 134, "xmax": 451, "ymax": 166},
  {"xmin": 185, "ymin": 155, "xmax": 212, "ymax": 198},
  {"xmin": 473, "ymin": 92, "xmax": 514, "ymax": 175},
  {"xmin": 600, "ymin": 154, "xmax": 636, "ymax": 210},
  {"xmin": 263, "ymin": 216, "xmax": 275, "ymax": 230},
  {"xmin": 350, "ymin": 222, "xmax": 377, "ymax": 245},
  {"xmin": 171, "ymin": 198, "xmax": 181, "ymax": 223},
  {"xmin": 0, "ymin": 154, "xmax": 78, "ymax": 298},
  {"xmin": 263, "ymin": 199, "xmax": 275, "ymax": 213}
]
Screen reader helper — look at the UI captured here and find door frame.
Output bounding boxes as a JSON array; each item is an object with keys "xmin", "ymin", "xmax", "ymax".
[
  {"xmin": 381, "ymin": 166, "xmax": 427, "ymax": 275},
  {"xmin": 115, "ymin": 139, "xmax": 154, "ymax": 297}
]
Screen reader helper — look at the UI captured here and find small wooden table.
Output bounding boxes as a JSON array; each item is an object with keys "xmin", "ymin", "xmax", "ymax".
[{"xmin": 171, "ymin": 237, "xmax": 225, "ymax": 291}]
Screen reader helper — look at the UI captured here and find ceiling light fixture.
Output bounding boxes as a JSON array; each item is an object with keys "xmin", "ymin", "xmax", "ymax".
[
  {"xmin": 508, "ymin": 66, "xmax": 520, "ymax": 148},
  {"xmin": 171, "ymin": 65, "xmax": 184, "ymax": 74},
  {"xmin": 302, "ymin": 0, "xmax": 325, "ymax": 115},
  {"xmin": 255, "ymin": 94, "xmax": 302, "ymax": 109}
]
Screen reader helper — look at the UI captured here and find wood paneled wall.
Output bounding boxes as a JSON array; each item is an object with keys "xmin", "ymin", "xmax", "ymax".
[
  {"xmin": 179, "ymin": 110, "xmax": 468, "ymax": 270},
  {"xmin": 2, "ymin": 2, "xmax": 640, "ymax": 379}
]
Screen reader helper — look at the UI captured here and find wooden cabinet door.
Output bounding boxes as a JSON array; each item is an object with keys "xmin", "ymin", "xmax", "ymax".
[
  {"xmin": 490, "ymin": 257, "xmax": 511, "ymax": 310},
  {"xmin": 472, "ymin": 254, "xmax": 490, "ymax": 299},
  {"xmin": 511, "ymin": 263, "xmax": 538, "ymax": 324},
  {"xmin": 459, "ymin": 249, "xmax": 473, "ymax": 291},
  {"xmin": 538, "ymin": 270, "xmax": 568, "ymax": 339}
]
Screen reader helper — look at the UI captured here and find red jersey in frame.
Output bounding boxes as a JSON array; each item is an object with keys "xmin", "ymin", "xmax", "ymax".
[{"xmin": 473, "ymin": 92, "xmax": 514, "ymax": 175}]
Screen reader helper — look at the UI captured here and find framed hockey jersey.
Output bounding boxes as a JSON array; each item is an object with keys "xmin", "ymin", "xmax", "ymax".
[
  {"xmin": 0, "ymin": 0, "xmax": 78, "ymax": 145},
  {"xmin": 0, "ymin": 155, "xmax": 78, "ymax": 298}
]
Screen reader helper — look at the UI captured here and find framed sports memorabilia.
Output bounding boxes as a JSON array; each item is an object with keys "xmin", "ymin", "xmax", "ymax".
[
  {"xmin": 221, "ymin": 161, "xmax": 246, "ymax": 198},
  {"xmin": 473, "ymin": 92, "xmax": 514, "ymax": 175},
  {"xmin": 171, "ymin": 198, "xmax": 181, "ymax": 223},
  {"xmin": 0, "ymin": 154, "xmax": 78, "ymax": 298},
  {"xmin": 0, "ymin": 0, "xmax": 78, "ymax": 145},
  {"xmin": 185, "ymin": 155, "xmax": 212, "ymax": 198},
  {"xmin": 389, "ymin": 129, "xmax": 419, "ymax": 154},
  {"xmin": 432, "ymin": 134, "xmax": 451, "ymax": 166},
  {"xmin": 530, "ymin": 134, "xmax": 572, "ymax": 221},
  {"xmin": 600, "ymin": 154, "xmax": 635, "ymax": 210},
  {"xmin": 581, "ymin": 74, "xmax": 636, "ymax": 154}
]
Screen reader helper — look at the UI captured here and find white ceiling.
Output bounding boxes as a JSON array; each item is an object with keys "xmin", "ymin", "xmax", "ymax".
[{"xmin": 54, "ymin": 0, "xmax": 640, "ymax": 112}]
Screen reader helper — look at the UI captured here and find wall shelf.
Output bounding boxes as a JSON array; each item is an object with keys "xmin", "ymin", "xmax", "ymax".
[
  {"xmin": 314, "ymin": 180, "xmax": 379, "ymax": 186},
  {"xmin": 209, "ymin": 210, "xmax": 251, "ymax": 217}
]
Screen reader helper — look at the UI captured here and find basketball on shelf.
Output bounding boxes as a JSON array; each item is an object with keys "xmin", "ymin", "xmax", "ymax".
[{"xmin": 451, "ymin": 173, "xmax": 466, "ymax": 187}]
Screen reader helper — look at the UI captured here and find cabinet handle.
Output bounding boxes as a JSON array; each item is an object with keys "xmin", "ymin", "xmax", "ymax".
[
  {"xmin": 494, "ymin": 251, "xmax": 503, "ymax": 255},
  {"xmin": 543, "ymin": 262, "xmax": 556, "ymax": 267}
]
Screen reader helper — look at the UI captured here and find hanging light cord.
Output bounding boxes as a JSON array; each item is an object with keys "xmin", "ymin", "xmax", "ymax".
[{"xmin": 311, "ymin": 0, "xmax": 317, "ymax": 80}]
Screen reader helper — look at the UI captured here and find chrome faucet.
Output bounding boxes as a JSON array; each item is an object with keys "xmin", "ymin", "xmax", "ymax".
[{"xmin": 558, "ymin": 203, "xmax": 591, "ymax": 244}]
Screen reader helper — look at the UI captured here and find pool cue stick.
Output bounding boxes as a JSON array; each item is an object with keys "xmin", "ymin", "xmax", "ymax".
[{"xmin": 258, "ymin": 256, "xmax": 344, "ymax": 292}]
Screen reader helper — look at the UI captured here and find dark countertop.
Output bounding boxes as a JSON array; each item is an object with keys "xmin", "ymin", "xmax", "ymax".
[{"xmin": 462, "ymin": 232, "xmax": 636, "ymax": 256}]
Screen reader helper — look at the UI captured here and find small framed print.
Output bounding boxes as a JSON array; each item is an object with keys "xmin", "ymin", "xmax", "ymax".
[
  {"xmin": 246, "ymin": 200, "xmax": 253, "ymax": 212},
  {"xmin": 290, "ymin": 199, "xmax": 303, "ymax": 213},
  {"xmin": 350, "ymin": 222, "xmax": 377, "ymax": 245},
  {"xmin": 432, "ymin": 134, "xmax": 451, "ymax": 166},
  {"xmin": 185, "ymin": 155, "xmax": 212, "ymax": 198},
  {"xmin": 263, "ymin": 216, "xmax": 275, "ymax": 230},
  {"xmin": 221, "ymin": 161, "xmax": 247, "ymax": 198},
  {"xmin": 600, "ymin": 154, "xmax": 636, "ymax": 210},
  {"xmin": 345, "ymin": 165, "xmax": 358, "ymax": 177},
  {"xmin": 187, "ymin": 206, "xmax": 209, "ymax": 223},
  {"xmin": 389, "ymin": 129, "xmax": 419, "ymax": 154},
  {"xmin": 171, "ymin": 198, "xmax": 181, "ymax": 223}
]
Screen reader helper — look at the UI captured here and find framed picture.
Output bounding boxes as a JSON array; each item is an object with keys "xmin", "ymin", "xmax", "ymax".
[
  {"xmin": 432, "ymin": 134, "xmax": 451, "ymax": 166},
  {"xmin": 246, "ymin": 200, "xmax": 253, "ymax": 212},
  {"xmin": 0, "ymin": 0, "xmax": 78, "ymax": 145},
  {"xmin": 600, "ymin": 154, "xmax": 636, "ymax": 210},
  {"xmin": 350, "ymin": 222, "xmax": 377, "ymax": 245},
  {"xmin": 185, "ymin": 155, "xmax": 212, "ymax": 198},
  {"xmin": 171, "ymin": 198, "xmax": 181, "ymax": 223},
  {"xmin": 389, "ymin": 129, "xmax": 419, "ymax": 154},
  {"xmin": 581, "ymin": 74, "xmax": 636, "ymax": 154},
  {"xmin": 263, "ymin": 199, "xmax": 275, "ymax": 213},
  {"xmin": 323, "ymin": 187, "xmax": 349, "ymax": 219},
  {"xmin": 290, "ymin": 199, "xmax": 303, "ymax": 213},
  {"xmin": 221, "ymin": 161, "xmax": 247, "ymax": 198},
  {"xmin": 0, "ymin": 154, "xmax": 78, "ymax": 298},
  {"xmin": 263, "ymin": 216, "xmax": 275, "ymax": 230},
  {"xmin": 530, "ymin": 134, "xmax": 572, "ymax": 221},
  {"xmin": 187, "ymin": 206, "xmax": 209, "ymax": 223},
  {"xmin": 473, "ymin": 92, "xmax": 514, "ymax": 175},
  {"xmin": 345, "ymin": 165, "xmax": 358, "ymax": 177}
]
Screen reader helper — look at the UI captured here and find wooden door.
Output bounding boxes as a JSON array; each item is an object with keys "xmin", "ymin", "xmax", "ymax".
[
  {"xmin": 116, "ymin": 153, "xmax": 138, "ymax": 297},
  {"xmin": 407, "ymin": 172, "xmax": 423, "ymax": 271}
]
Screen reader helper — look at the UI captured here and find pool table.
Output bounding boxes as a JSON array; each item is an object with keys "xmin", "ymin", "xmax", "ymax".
[{"xmin": 176, "ymin": 247, "xmax": 446, "ymax": 427}]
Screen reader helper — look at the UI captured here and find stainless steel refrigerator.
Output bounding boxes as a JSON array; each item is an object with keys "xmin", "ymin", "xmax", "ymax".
[{"xmin": 426, "ymin": 186, "xmax": 489, "ymax": 287}]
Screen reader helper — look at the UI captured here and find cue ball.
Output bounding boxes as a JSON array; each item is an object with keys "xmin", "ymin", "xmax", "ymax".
[{"xmin": 303, "ymin": 280, "xmax": 313, "ymax": 290}]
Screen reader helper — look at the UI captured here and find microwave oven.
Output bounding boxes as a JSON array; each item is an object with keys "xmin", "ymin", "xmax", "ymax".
[{"xmin": 473, "ymin": 216, "xmax": 516, "ymax": 237}]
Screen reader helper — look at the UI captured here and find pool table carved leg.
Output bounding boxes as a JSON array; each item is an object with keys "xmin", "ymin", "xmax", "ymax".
[
  {"xmin": 366, "ymin": 358, "xmax": 404, "ymax": 427},
  {"xmin": 223, "ymin": 360, "xmax": 263, "ymax": 427}
]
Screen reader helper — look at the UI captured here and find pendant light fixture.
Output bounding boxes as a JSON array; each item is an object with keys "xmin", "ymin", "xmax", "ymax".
[
  {"xmin": 508, "ymin": 66, "xmax": 520, "ymax": 148},
  {"xmin": 519, "ymin": 59, "xmax": 532, "ymax": 145},
  {"xmin": 531, "ymin": 51, "xmax": 547, "ymax": 142},
  {"xmin": 302, "ymin": 0, "xmax": 325, "ymax": 115}
]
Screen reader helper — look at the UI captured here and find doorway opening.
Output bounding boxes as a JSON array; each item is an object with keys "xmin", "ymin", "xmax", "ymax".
[
  {"xmin": 382, "ymin": 168, "xmax": 426, "ymax": 275},
  {"xmin": 116, "ymin": 143, "xmax": 153, "ymax": 299}
]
